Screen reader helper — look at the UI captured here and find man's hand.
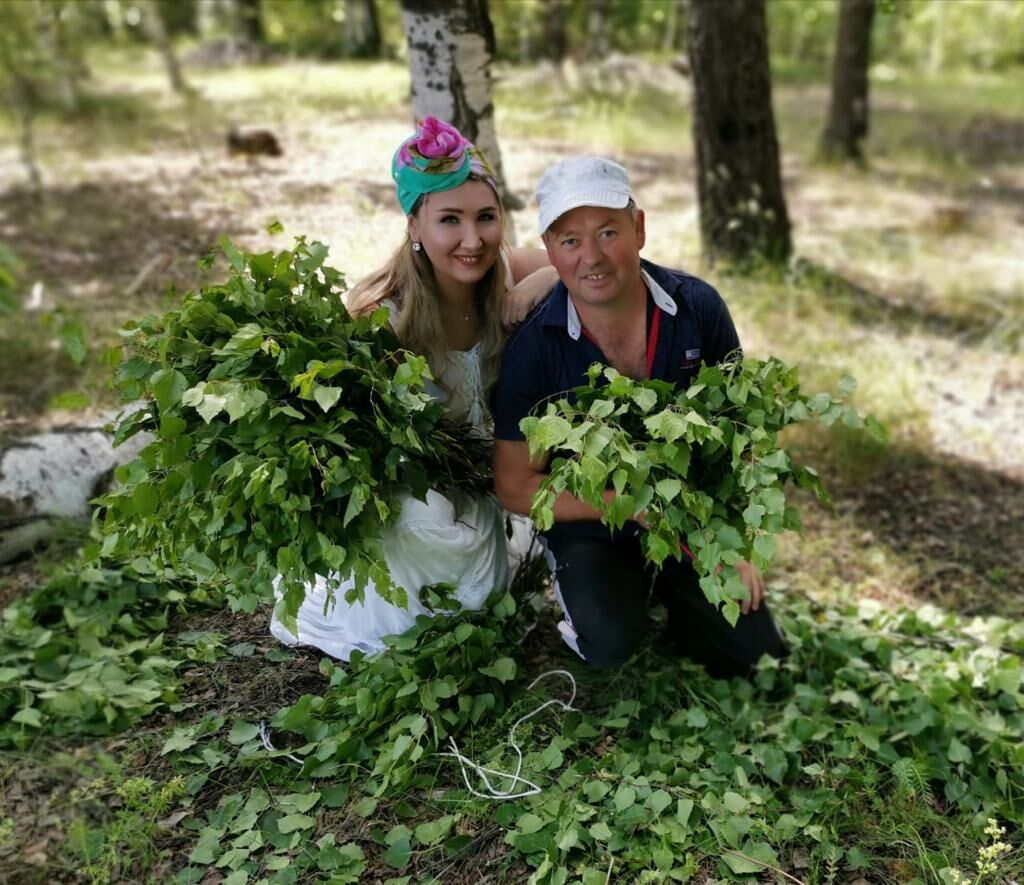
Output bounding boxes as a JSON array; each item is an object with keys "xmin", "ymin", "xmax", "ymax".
[
  {"xmin": 502, "ymin": 266, "xmax": 558, "ymax": 328},
  {"xmin": 634, "ymin": 513, "xmax": 765, "ymax": 615},
  {"xmin": 736, "ymin": 560, "xmax": 765, "ymax": 614}
]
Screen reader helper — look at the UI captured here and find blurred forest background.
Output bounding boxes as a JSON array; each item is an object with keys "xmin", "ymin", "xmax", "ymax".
[{"xmin": 1, "ymin": 1, "xmax": 1024, "ymax": 882}]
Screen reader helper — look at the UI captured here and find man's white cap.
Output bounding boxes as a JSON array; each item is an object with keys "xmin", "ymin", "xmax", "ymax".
[{"xmin": 535, "ymin": 156, "xmax": 634, "ymax": 235}]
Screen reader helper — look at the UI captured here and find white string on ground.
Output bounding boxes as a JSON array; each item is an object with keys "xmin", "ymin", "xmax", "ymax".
[
  {"xmin": 258, "ymin": 720, "xmax": 304, "ymax": 766},
  {"xmin": 440, "ymin": 669, "xmax": 578, "ymax": 801}
]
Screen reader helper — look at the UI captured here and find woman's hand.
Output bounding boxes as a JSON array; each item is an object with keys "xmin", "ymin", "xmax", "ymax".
[{"xmin": 502, "ymin": 266, "xmax": 559, "ymax": 328}]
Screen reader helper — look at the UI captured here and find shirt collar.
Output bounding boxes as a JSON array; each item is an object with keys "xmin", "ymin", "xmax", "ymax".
[{"xmin": 553, "ymin": 267, "xmax": 678, "ymax": 341}]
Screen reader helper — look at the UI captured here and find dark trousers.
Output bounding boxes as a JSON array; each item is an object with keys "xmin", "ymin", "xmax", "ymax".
[{"xmin": 543, "ymin": 528, "xmax": 788, "ymax": 679}]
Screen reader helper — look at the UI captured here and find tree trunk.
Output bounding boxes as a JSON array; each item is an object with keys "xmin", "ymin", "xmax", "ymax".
[
  {"xmin": 687, "ymin": 0, "xmax": 791, "ymax": 266},
  {"xmin": 821, "ymin": 0, "xmax": 875, "ymax": 162},
  {"xmin": 141, "ymin": 0, "xmax": 190, "ymax": 94},
  {"xmin": 8, "ymin": 76, "xmax": 43, "ymax": 196},
  {"xmin": 158, "ymin": 0, "xmax": 200, "ymax": 36},
  {"xmin": 541, "ymin": 0, "xmax": 567, "ymax": 62},
  {"xmin": 343, "ymin": 0, "xmax": 382, "ymax": 58},
  {"xmin": 234, "ymin": 0, "xmax": 264, "ymax": 44},
  {"xmin": 517, "ymin": 1, "xmax": 532, "ymax": 63},
  {"xmin": 662, "ymin": 0, "xmax": 687, "ymax": 54},
  {"xmin": 399, "ymin": 0, "xmax": 521, "ymax": 215},
  {"xmin": 36, "ymin": 0, "xmax": 80, "ymax": 111},
  {"xmin": 197, "ymin": 0, "xmax": 233, "ymax": 39},
  {"xmin": 927, "ymin": 0, "xmax": 946, "ymax": 75},
  {"xmin": 586, "ymin": 0, "xmax": 610, "ymax": 59}
]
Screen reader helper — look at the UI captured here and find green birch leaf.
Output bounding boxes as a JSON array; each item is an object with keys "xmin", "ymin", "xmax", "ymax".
[
  {"xmin": 61, "ymin": 319, "xmax": 87, "ymax": 365},
  {"xmin": 480, "ymin": 657, "xmax": 516, "ymax": 683},
  {"xmin": 227, "ymin": 721, "xmax": 259, "ymax": 745},
  {"xmin": 313, "ymin": 386, "xmax": 342, "ymax": 412},
  {"xmin": 277, "ymin": 813, "xmax": 316, "ymax": 834},
  {"xmin": 382, "ymin": 835, "xmax": 412, "ymax": 869}
]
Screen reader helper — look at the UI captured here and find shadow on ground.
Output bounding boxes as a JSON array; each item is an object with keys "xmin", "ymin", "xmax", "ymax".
[
  {"xmin": 0, "ymin": 179, "xmax": 226, "ymax": 305},
  {"xmin": 794, "ymin": 441, "xmax": 1024, "ymax": 619},
  {"xmin": 790, "ymin": 259, "xmax": 1021, "ymax": 353},
  {"xmin": 0, "ymin": 177, "xmax": 234, "ymax": 418}
]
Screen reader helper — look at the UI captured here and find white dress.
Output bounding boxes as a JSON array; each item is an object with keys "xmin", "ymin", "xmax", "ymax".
[{"xmin": 269, "ymin": 328, "xmax": 535, "ymax": 661}]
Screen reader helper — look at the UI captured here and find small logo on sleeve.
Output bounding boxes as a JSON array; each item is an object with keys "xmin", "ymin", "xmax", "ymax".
[{"xmin": 685, "ymin": 348, "xmax": 701, "ymax": 361}]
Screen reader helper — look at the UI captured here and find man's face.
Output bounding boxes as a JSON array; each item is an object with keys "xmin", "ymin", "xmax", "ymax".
[{"xmin": 542, "ymin": 205, "xmax": 646, "ymax": 309}]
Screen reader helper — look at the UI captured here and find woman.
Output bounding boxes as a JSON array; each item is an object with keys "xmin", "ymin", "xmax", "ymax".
[{"xmin": 269, "ymin": 117, "xmax": 555, "ymax": 660}]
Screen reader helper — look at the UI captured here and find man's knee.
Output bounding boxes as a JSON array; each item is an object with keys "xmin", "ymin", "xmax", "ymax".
[
  {"xmin": 704, "ymin": 609, "xmax": 788, "ymax": 679},
  {"xmin": 546, "ymin": 532, "xmax": 651, "ymax": 668},
  {"xmin": 579, "ymin": 625, "xmax": 643, "ymax": 668}
]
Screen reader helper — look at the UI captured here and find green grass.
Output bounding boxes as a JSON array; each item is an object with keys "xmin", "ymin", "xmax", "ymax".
[{"xmin": 497, "ymin": 71, "xmax": 689, "ymax": 156}]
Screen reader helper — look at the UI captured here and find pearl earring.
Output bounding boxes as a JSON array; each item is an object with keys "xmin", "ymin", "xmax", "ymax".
[{"xmin": 412, "ymin": 241, "xmax": 421, "ymax": 252}]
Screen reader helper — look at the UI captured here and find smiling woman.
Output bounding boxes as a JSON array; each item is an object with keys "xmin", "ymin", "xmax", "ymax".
[
  {"xmin": 269, "ymin": 117, "xmax": 556, "ymax": 661},
  {"xmin": 407, "ymin": 179, "xmax": 503, "ymax": 345}
]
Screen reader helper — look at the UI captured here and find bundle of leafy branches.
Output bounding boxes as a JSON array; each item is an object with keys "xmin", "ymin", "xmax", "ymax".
[
  {"xmin": 158, "ymin": 557, "xmax": 553, "ymax": 881},
  {"xmin": 266, "ymin": 585, "xmax": 537, "ymax": 794},
  {"xmin": 523, "ymin": 360, "xmax": 885, "ymax": 624},
  {"xmin": 98, "ymin": 236, "xmax": 492, "ymax": 622}
]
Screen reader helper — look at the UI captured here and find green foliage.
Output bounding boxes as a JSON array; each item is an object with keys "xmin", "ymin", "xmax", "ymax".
[
  {"xmin": 0, "ymin": 558, "xmax": 219, "ymax": 747},
  {"xmin": 0, "ymin": 0, "xmax": 91, "ymax": 111},
  {"xmin": 489, "ymin": 0, "xmax": 688, "ymax": 62},
  {"xmin": 267, "ymin": 586, "xmax": 532, "ymax": 794},
  {"xmin": 68, "ymin": 769, "xmax": 187, "ymax": 883},
  {"xmin": 497, "ymin": 598, "xmax": 1024, "ymax": 883},
  {"xmin": 154, "ymin": 592, "xmax": 1024, "ymax": 883},
  {"xmin": 98, "ymin": 236, "xmax": 491, "ymax": 622},
  {"xmin": 4, "ymin": 547, "xmax": 1021, "ymax": 881},
  {"xmin": 522, "ymin": 359, "xmax": 884, "ymax": 624},
  {"xmin": 0, "ymin": 243, "xmax": 19, "ymax": 314},
  {"xmin": 156, "ymin": 578, "xmax": 546, "ymax": 882}
]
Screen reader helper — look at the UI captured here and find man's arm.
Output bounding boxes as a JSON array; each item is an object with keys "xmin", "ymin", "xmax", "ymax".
[
  {"xmin": 502, "ymin": 265, "xmax": 559, "ymax": 328},
  {"xmin": 494, "ymin": 439, "xmax": 616, "ymax": 521}
]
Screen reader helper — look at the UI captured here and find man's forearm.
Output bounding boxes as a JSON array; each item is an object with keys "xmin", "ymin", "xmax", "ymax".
[{"xmin": 496, "ymin": 475, "xmax": 615, "ymax": 523}]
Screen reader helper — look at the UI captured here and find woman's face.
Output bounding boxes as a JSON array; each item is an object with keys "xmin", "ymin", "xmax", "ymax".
[{"xmin": 407, "ymin": 179, "xmax": 503, "ymax": 297}]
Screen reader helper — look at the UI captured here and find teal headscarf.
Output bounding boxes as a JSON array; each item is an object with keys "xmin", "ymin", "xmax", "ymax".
[{"xmin": 391, "ymin": 116, "xmax": 498, "ymax": 215}]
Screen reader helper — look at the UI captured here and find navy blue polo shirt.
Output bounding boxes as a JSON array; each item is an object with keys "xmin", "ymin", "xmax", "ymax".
[{"xmin": 492, "ymin": 259, "xmax": 742, "ymax": 442}]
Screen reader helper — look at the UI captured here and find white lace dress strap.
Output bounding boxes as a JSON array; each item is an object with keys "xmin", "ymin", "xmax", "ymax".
[{"xmin": 436, "ymin": 345, "xmax": 487, "ymax": 432}]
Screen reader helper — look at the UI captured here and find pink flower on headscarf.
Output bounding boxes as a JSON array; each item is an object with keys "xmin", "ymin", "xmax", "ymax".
[{"xmin": 412, "ymin": 116, "xmax": 471, "ymax": 159}]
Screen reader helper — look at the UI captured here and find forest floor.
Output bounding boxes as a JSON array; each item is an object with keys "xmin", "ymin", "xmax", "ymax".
[{"xmin": 1, "ymin": 53, "xmax": 1023, "ymax": 884}]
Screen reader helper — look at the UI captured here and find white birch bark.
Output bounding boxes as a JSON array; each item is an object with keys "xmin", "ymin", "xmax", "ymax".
[
  {"xmin": 400, "ymin": 0, "xmax": 521, "ymax": 213},
  {"xmin": 141, "ymin": 0, "xmax": 190, "ymax": 94}
]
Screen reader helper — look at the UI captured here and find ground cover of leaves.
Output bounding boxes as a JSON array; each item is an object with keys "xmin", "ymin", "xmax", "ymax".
[{"xmin": 3, "ymin": 584, "xmax": 1022, "ymax": 884}]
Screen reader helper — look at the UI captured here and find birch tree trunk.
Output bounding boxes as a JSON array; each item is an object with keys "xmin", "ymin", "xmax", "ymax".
[
  {"xmin": 399, "ymin": 0, "xmax": 521, "ymax": 212},
  {"xmin": 586, "ymin": 0, "xmax": 610, "ymax": 59},
  {"xmin": 821, "ymin": 0, "xmax": 876, "ymax": 162},
  {"xmin": 343, "ymin": 0, "xmax": 382, "ymax": 58},
  {"xmin": 234, "ymin": 0, "xmax": 265, "ymax": 45},
  {"xmin": 36, "ymin": 0, "xmax": 80, "ymax": 111},
  {"xmin": 687, "ymin": 0, "xmax": 791, "ymax": 266},
  {"xmin": 542, "ymin": 0, "xmax": 568, "ymax": 63},
  {"xmin": 662, "ymin": 0, "xmax": 687, "ymax": 54},
  {"xmin": 141, "ymin": 0, "xmax": 190, "ymax": 94},
  {"xmin": 8, "ymin": 76, "xmax": 43, "ymax": 196}
]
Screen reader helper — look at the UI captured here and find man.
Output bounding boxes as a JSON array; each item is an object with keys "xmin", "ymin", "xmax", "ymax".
[{"xmin": 492, "ymin": 156, "xmax": 787, "ymax": 678}]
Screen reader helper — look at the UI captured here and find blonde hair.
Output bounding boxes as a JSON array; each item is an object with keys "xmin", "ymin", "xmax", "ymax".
[{"xmin": 346, "ymin": 175, "xmax": 508, "ymax": 395}]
